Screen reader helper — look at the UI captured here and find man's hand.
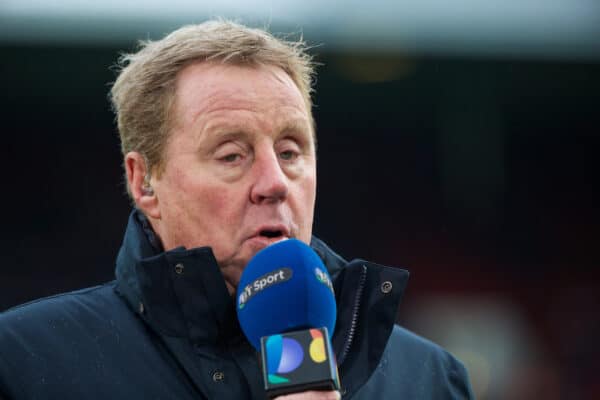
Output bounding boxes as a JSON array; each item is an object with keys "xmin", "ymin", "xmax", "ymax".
[{"xmin": 274, "ymin": 390, "xmax": 341, "ymax": 400}]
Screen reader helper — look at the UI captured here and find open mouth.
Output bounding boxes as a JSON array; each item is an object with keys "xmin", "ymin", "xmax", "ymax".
[
  {"xmin": 250, "ymin": 225, "xmax": 290, "ymax": 246},
  {"xmin": 259, "ymin": 229, "xmax": 284, "ymax": 239}
]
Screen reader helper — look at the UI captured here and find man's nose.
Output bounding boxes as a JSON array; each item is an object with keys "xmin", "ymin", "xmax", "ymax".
[{"xmin": 250, "ymin": 151, "xmax": 289, "ymax": 204}]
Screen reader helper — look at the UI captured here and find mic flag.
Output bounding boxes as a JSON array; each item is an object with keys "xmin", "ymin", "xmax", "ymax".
[{"xmin": 236, "ymin": 239, "xmax": 340, "ymax": 397}]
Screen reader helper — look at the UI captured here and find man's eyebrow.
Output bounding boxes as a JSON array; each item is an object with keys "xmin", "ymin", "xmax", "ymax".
[
  {"xmin": 279, "ymin": 118, "xmax": 312, "ymax": 136},
  {"xmin": 195, "ymin": 115, "xmax": 312, "ymax": 146},
  {"xmin": 198, "ymin": 124, "xmax": 248, "ymax": 144},
  {"xmin": 211, "ymin": 129, "xmax": 247, "ymax": 141}
]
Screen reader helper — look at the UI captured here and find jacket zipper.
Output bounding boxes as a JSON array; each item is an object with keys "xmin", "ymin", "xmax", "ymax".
[{"xmin": 337, "ymin": 264, "xmax": 367, "ymax": 366}]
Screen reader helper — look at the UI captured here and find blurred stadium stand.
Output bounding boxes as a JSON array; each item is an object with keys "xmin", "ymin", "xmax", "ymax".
[{"xmin": 1, "ymin": 1, "xmax": 599, "ymax": 398}]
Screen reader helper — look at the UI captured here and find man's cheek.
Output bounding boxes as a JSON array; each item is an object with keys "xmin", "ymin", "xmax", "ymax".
[{"xmin": 201, "ymin": 188, "xmax": 233, "ymax": 212}]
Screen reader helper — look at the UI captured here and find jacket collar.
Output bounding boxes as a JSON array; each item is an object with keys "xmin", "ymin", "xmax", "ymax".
[
  {"xmin": 309, "ymin": 237, "xmax": 411, "ymax": 397},
  {"xmin": 112, "ymin": 211, "xmax": 350, "ymax": 344},
  {"xmin": 114, "ymin": 210, "xmax": 410, "ymax": 394},
  {"xmin": 115, "ymin": 210, "xmax": 238, "ymax": 344}
]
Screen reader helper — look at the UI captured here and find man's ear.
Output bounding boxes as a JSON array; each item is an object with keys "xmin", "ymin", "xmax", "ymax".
[{"xmin": 125, "ymin": 152, "xmax": 160, "ymax": 219}]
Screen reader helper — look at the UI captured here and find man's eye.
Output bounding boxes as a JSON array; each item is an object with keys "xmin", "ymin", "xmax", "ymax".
[
  {"xmin": 221, "ymin": 153, "xmax": 242, "ymax": 163},
  {"xmin": 279, "ymin": 150, "xmax": 298, "ymax": 161}
]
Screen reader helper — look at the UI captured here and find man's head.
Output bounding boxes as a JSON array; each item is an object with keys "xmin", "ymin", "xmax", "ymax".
[
  {"xmin": 111, "ymin": 20, "xmax": 316, "ymax": 184},
  {"xmin": 110, "ymin": 20, "xmax": 317, "ymax": 294}
]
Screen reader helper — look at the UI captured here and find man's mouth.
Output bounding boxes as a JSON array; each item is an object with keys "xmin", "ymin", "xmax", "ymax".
[
  {"xmin": 248, "ymin": 225, "xmax": 290, "ymax": 246},
  {"xmin": 259, "ymin": 229, "xmax": 284, "ymax": 239}
]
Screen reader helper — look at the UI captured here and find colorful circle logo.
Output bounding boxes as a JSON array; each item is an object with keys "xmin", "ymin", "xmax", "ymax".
[
  {"xmin": 308, "ymin": 329, "xmax": 326, "ymax": 363},
  {"xmin": 266, "ymin": 335, "xmax": 304, "ymax": 383},
  {"xmin": 266, "ymin": 329, "xmax": 330, "ymax": 384}
]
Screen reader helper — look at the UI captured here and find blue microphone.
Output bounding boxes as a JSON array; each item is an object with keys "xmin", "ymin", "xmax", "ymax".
[{"xmin": 236, "ymin": 239, "xmax": 340, "ymax": 398}]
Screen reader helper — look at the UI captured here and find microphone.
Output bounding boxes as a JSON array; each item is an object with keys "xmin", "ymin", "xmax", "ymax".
[{"xmin": 236, "ymin": 239, "xmax": 340, "ymax": 398}]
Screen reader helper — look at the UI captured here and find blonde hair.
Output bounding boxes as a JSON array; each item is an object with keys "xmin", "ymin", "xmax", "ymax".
[{"xmin": 110, "ymin": 20, "xmax": 316, "ymax": 189}]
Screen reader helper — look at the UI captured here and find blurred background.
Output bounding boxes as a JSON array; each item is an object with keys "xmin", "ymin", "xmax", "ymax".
[{"xmin": 1, "ymin": 1, "xmax": 599, "ymax": 399}]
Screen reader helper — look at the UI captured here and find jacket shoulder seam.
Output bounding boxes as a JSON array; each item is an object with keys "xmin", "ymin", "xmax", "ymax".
[{"xmin": 1, "ymin": 281, "xmax": 117, "ymax": 315}]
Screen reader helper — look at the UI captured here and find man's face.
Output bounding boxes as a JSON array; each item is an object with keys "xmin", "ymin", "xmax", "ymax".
[{"xmin": 149, "ymin": 62, "xmax": 316, "ymax": 294}]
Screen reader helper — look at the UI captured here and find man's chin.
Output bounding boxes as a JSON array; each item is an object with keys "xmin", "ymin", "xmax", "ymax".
[{"xmin": 220, "ymin": 237, "xmax": 290, "ymax": 296}]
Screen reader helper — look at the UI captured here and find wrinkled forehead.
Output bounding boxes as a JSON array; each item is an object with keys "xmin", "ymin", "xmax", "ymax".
[{"xmin": 171, "ymin": 61, "xmax": 313, "ymax": 134}]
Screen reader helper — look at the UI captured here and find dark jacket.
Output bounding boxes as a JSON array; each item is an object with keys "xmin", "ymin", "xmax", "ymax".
[{"xmin": 0, "ymin": 211, "xmax": 473, "ymax": 399}]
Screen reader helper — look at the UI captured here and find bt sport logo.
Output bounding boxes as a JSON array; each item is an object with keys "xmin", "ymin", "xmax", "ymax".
[{"xmin": 238, "ymin": 268, "xmax": 293, "ymax": 309}]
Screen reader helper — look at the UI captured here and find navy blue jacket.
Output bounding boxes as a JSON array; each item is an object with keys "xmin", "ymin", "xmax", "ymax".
[{"xmin": 0, "ymin": 211, "xmax": 473, "ymax": 399}]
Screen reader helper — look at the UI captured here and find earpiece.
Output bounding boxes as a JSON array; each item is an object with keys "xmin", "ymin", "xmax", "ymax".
[
  {"xmin": 142, "ymin": 174, "xmax": 154, "ymax": 196},
  {"xmin": 142, "ymin": 185, "xmax": 154, "ymax": 196}
]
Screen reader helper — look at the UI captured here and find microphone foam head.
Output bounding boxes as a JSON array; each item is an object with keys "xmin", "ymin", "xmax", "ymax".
[{"xmin": 236, "ymin": 239, "xmax": 337, "ymax": 350}]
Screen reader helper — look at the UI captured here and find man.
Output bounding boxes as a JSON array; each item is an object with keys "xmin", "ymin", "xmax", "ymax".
[{"xmin": 0, "ymin": 21, "xmax": 473, "ymax": 399}]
